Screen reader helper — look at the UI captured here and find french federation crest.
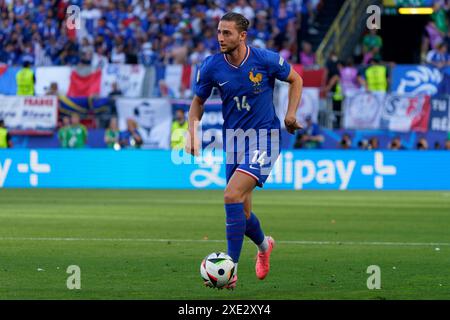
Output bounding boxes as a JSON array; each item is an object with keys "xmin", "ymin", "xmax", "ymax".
[{"xmin": 249, "ymin": 68, "xmax": 263, "ymax": 94}]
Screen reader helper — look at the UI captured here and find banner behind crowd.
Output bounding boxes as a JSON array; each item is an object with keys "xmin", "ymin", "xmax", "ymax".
[
  {"xmin": 344, "ymin": 92, "xmax": 434, "ymax": 132},
  {"xmin": 116, "ymin": 98, "xmax": 172, "ymax": 149},
  {"xmin": 0, "ymin": 96, "xmax": 58, "ymax": 134}
]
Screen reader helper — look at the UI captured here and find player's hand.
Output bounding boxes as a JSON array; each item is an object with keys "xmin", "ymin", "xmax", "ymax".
[
  {"xmin": 185, "ymin": 131, "xmax": 200, "ymax": 156},
  {"xmin": 284, "ymin": 115, "xmax": 302, "ymax": 134}
]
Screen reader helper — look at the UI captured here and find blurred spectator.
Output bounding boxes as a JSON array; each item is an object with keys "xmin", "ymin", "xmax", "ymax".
[
  {"xmin": 369, "ymin": 137, "xmax": 379, "ymax": 150},
  {"xmin": 166, "ymin": 34, "xmax": 189, "ymax": 65},
  {"xmin": 79, "ymin": 37, "xmax": 94, "ymax": 65},
  {"xmin": 189, "ymin": 42, "xmax": 211, "ymax": 65},
  {"xmin": 138, "ymin": 42, "xmax": 158, "ymax": 66},
  {"xmin": 16, "ymin": 60, "xmax": 35, "ymax": 96},
  {"xmin": 171, "ymin": 109, "xmax": 188, "ymax": 150},
  {"xmin": 272, "ymin": 0, "xmax": 296, "ymax": 48},
  {"xmin": 0, "ymin": 119, "xmax": 12, "ymax": 148},
  {"xmin": 307, "ymin": 0, "xmax": 324, "ymax": 35},
  {"xmin": 94, "ymin": 17, "xmax": 114, "ymax": 47},
  {"xmin": 33, "ymin": 36, "xmax": 52, "ymax": 66},
  {"xmin": 299, "ymin": 41, "xmax": 315, "ymax": 68},
  {"xmin": 326, "ymin": 58, "xmax": 361, "ymax": 128},
  {"xmin": 434, "ymin": 141, "xmax": 441, "ymax": 150},
  {"xmin": 357, "ymin": 139, "xmax": 370, "ymax": 150},
  {"xmin": 249, "ymin": 15, "xmax": 271, "ymax": 43},
  {"xmin": 232, "ymin": 0, "xmax": 255, "ymax": 21},
  {"xmin": 279, "ymin": 40, "xmax": 292, "ymax": 61},
  {"xmin": 324, "ymin": 51, "xmax": 342, "ymax": 128},
  {"xmin": 106, "ymin": 82, "xmax": 122, "ymax": 119},
  {"xmin": 325, "ymin": 51, "xmax": 340, "ymax": 83},
  {"xmin": 206, "ymin": 2, "xmax": 226, "ymax": 20},
  {"xmin": 20, "ymin": 42, "xmax": 35, "ymax": 66},
  {"xmin": 432, "ymin": 1, "xmax": 449, "ymax": 35},
  {"xmin": 104, "ymin": 117, "xmax": 120, "ymax": 149},
  {"xmin": 40, "ymin": 17, "xmax": 59, "ymax": 41},
  {"xmin": 362, "ymin": 29, "xmax": 383, "ymax": 64},
  {"xmin": 91, "ymin": 46, "xmax": 109, "ymax": 69},
  {"xmin": 59, "ymin": 38, "xmax": 80, "ymax": 66},
  {"xmin": 339, "ymin": 133, "xmax": 352, "ymax": 149},
  {"xmin": 0, "ymin": 43, "xmax": 19, "ymax": 65},
  {"xmin": 108, "ymin": 82, "xmax": 123, "ymax": 98},
  {"xmin": 57, "ymin": 116, "xmax": 71, "ymax": 148},
  {"xmin": 293, "ymin": 115, "xmax": 323, "ymax": 149},
  {"xmin": 111, "ymin": 44, "xmax": 126, "ymax": 64},
  {"xmin": 426, "ymin": 42, "xmax": 449, "ymax": 68},
  {"xmin": 252, "ymin": 38, "xmax": 267, "ymax": 49},
  {"xmin": 358, "ymin": 58, "xmax": 389, "ymax": 93},
  {"xmin": 338, "ymin": 58, "xmax": 361, "ymax": 97},
  {"xmin": 425, "ymin": 20, "xmax": 444, "ymax": 51},
  {"xmin": 445, "ymin": 138, "xmax": 450, "ymax": 150},
  {"xmin": 45, "ymin": 82, "xmax": 60, "ymax": 96},
  {"xmin": 119, "ymin": 118, "xmax": 143, "ymax": 149},
  {"xmin": 388, "ymin": 137, "xmax": 405, "ymax": 150},
  {"xmin": 80, "ymin": 2, "xmax": 102, "ymax": 37},
  {"xmin": 417, "ymin": 137, "xmax": 429, "ymax": 150},
  {"xmin": 68, "ymin": 113, "xmax": 88, "ymax": 148}
]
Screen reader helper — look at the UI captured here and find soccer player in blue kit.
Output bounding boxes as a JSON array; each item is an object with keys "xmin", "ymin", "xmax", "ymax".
[{"xmin": 186, "ymin": 12, "xmax": 303, "ymax": 289}]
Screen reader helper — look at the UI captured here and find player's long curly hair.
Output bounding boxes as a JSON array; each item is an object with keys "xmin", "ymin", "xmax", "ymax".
[{"xmin": 220, "ymin": 12, "xmax": 250, "ymax": 33}]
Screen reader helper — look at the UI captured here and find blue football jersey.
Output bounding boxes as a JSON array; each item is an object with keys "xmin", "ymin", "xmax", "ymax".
[{"xmin": 194, "ymin": 45, "xmax": 291, "ymax": 132}]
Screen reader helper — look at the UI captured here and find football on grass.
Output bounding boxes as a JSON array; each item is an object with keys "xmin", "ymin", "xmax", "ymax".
[{"xmin": 200, "ymin": 252, "xmax": 235, "ymax": 288}]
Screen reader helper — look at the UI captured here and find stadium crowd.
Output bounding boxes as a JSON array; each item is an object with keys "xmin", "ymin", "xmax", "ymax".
[
  {"xmin": 0, "ymin": 0, "xmax": 323, "ymax": 67},
  {"xmin": 422, "ymin": 0, "xmax": 450, "ymax": 67}
]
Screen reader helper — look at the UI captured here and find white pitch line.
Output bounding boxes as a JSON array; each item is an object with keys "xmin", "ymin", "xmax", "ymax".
[{"xmin": 0, "ymin": 237, "xmax": 448, "ymax": 247}]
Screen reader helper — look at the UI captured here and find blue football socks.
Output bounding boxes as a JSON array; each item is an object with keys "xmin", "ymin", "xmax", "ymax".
[
  {"xmin": 245, "ymin": 212, "xmax": 268, "ymax": 251},
  {"xmin": 224, "ymin": 203, "xmax": 246, "ymax": 263}
]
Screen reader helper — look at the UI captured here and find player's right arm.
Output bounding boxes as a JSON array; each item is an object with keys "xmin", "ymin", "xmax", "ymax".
[
  {"xmin": 186, "ymin": 57, "xmax": 214, "ymax": 156},
  {"xmin": 265, "ymin": 50, "xmax": 303, "ymax": 134},
  {"xmin": 186, "ymin": 95, "xmax": 205, "ymax": 156}
]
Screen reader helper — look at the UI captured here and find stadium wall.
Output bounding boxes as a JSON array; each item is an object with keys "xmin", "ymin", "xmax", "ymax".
[{"xmin": 0, "ymin": 150, "xmax": 449, "ymax": 190}]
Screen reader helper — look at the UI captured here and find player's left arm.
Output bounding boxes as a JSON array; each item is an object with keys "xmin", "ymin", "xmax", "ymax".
[{"xmin": 284, "ymin": 68, "xmax": 303, "ymax": 134}]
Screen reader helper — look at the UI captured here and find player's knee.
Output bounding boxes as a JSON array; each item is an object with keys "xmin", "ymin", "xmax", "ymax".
[{"xmin": 224, "ymin": 188, "xmax": 244, "ymax": 204}]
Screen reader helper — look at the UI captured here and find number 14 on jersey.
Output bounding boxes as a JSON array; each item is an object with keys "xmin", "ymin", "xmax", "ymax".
[{"xmin": 234, "ymin": 96, "xmax": 251, "ymax": 111}]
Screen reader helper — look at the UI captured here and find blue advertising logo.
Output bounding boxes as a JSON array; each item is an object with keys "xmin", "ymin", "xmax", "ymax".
[
  {"xmin": 1, "ymin": 150, "xmax": 449, "ymax": 190},
  {"xmin": 391, "ymin": 65, "xmax": 442, "ymax": 95},
  {"xmin": 0, "ymin": 150, "xmax": 51, "ymax": 187},
  {"xmin": 265, "ymin": 151, "xmax": 397, "ymax": 190}
]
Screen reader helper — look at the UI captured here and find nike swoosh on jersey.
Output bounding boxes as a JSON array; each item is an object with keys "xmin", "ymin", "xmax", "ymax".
[{"xmin": 218, "ymin": 81, "xmax": 229, "ymax": 86}]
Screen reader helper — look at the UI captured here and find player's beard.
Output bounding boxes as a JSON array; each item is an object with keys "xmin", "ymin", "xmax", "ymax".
[{"xmin": 221, "ymin": 42, "xmax": 239, "ymax": 55}]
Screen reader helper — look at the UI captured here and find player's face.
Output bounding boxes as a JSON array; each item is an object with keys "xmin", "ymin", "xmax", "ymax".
[{"xmin": 217, "ymin": 20, "xmax": 246, "ymax": 54}]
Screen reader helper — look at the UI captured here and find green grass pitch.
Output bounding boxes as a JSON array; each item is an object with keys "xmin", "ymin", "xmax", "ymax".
[{"xmin": 0, "ymin": 189, "xmax": 449, "ymax": 299}]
